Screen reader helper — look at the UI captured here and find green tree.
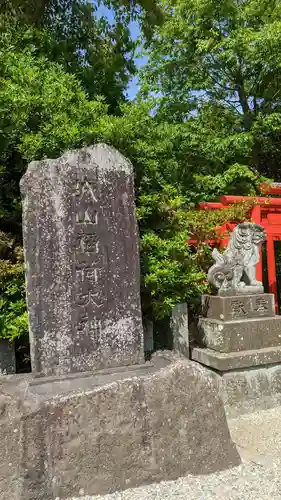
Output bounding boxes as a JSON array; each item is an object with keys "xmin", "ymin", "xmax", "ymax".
[
  {"xmin": 0, "ymin": 0, "xmax": 163, "ymax": 110},
  {"xmin": 0, "ymin": 41, "xmax": 256, "ymax": 335},
  {"xmin": 141, "ymin": 0, "xmax": 281, "ymax": 179},
  {"xmin": 0, "ymin": 42, "xmax": 110, "ymax": 342},
  {"xmin": 0, "ymin": 234, "xmax": 27, "ymax": 343},
  {"xmin": 1, "ymin": 2, "xmax": 270, "ymax": 342},
  {"xmin": 0, "ymin": 44, "xmax": 110, "ymax": 234},
  {"xmin": 101, "ymin": 101, "xmax": 258, "ymax": 318}
]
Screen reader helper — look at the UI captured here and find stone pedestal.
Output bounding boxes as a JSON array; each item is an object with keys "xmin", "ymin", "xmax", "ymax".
[
  {"xmin": 191, "ymin": 294, "xmax": 281, "ymax": 414},
  {"xmin": 0, "ymin": 355, "xmax": 240, "ymax": 500},
  {"xmin": 201, "ymin": 294, "xmax": 275, "ymax": 321},
  {"xmin": 199, "ymin": 315, "xmax": 281, "ymax": 353},
  {"xmin": 196, "ymin": 293, "xmax": 281, "ymax": 358}
]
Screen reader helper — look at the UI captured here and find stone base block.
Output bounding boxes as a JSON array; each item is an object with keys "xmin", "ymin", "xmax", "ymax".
[
  {"xmin": 198, "ymin": 316, "xmax": 281, "ymax": 353},
  {"xmin": 213, "ymin": 364, "xmax": 281, "ymax": 418},
  {"xmin": 191, "ymin": 347, "xmax": 281, "ymax": 418},
  {"xmin": 191, "ymin": 346, "xmax": 281, "ymax": 371},
  {"xmin": 202, "ymin": 294, "xmax": 275, "ymax": 321},
  {"xmin": 0, "ymin": 355, "xmax": 240, "ymax": 500}
]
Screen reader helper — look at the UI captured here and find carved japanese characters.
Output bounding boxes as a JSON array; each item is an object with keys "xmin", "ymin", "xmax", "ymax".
[
  {"xmin": 207, "ymin": 222, "xmax": 266, "ymax": 296},
  {"xmin": 20, "ymin": 144, "xmax": 144, "ymax": 375}
]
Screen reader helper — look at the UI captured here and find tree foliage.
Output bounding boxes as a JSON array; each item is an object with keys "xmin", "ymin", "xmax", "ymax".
[
  {"xmin": 142, "ymin": 0, "xmax": 281, "ymax": 179},
  {"xmin": 0, "ymin": 38, "xmax": 258, "ymax": 338},
  {"xmin": 0, "ymin": 42, "xmax": 109, "ymax": 233},
  {"xmin": 0, "ymin": 5, "xmax": 133, "ymax": 111},
  {"xmin": 1, "ymin": 0, "xmax": 163, "ymax": 110},
  {"xmin": 1, "ymin": 0, "xmax": 279, "ymax": 343},
  {"xmin": 93, "ymin": 102, "xmax": 260, "ymax": 318},
  {"xmin": 0, "ymin": 233, "xmax": 27, "ymax": 342}
]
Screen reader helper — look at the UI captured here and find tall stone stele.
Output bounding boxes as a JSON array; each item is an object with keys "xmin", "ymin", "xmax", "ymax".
[{"xmin": 20, "ymin": 144, "xmax": 144, "ymax": 376}]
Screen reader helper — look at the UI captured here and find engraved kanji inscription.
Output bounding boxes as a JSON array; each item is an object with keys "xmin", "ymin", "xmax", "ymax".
[
  {"xmin": 20, "ymin": 144, "xmax": 144, "ymax": 375},
  {"xmin": 75, "ymin": 180, "xmax": 98, "ymax": 224},
  {"xmin": 77, "ymin": 315, "xmax": 101, "ymax": 340},
  {"xmin": 231, "ymin": 299, "xmax": 248, "ymax": 317},
  {"xmin": 75, "ymin": 267, "xmax": 98, "ymax": 284},
  {"xmin": 85, "ymin": 267, "xmax": 98, "ymax": 283},
  {"xmin": 75, "ymin": 233, "xmax": 99, "ymax": 253},
  {"xmin": 76, "ymin": 291, "xmax": 102, "ymax": 308},
  {"xmin": 253, "ymin": 297, "xmax": 269, "ymax": 314}
]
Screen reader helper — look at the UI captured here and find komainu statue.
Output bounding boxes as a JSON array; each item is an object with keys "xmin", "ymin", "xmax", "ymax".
[{"xmin": 207, "ymin": 222, "xmax": 266, "ymax": 296}]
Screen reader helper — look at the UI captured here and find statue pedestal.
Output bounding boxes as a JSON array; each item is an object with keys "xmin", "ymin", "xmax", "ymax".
[
  {"xmin": 201, "ymin": 294, "xmax": 275, "ymax": 321},
  {"xmin": 198, "ymin": 294, "xmax": 281, "ymax": 353},
  {"xmin": 191, "ymin": 294, "xmax": 281, "ymax": 416}
]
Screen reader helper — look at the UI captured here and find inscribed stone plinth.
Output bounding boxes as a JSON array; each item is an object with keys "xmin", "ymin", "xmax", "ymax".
[
  {"xmin": 202, "ymin": 294, "xmax": 275, "ymax": 322},
  {"xmin": 20, "ymin": 144, "xmax": 144, "ymax": 375},
  {"xmin": 0, "ymin": 356, "xmax": 240, "ymax": 500},
  {"xmin": 197, "ymin": 293, "xmax": 281, "ymax": 353}
]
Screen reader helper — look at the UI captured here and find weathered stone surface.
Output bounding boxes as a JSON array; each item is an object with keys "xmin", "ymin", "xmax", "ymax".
[
  {"xmin": 191, "ymin": 345, "xmax": 281, "ymax": 371},
  {"xmin": 217, "ymin": 286, "xmax": 264, "ymax": 296},
  {"xmin": 170, "ymin": 303, "xmax": 189, "ymax": 358},
  {"xmin": 198, "ymin": 315, "xmax": 281, "ymax": 353},
  {"xmin": 213, "ymin": 364, "xmax": 281, "ymax": 418},
  {"xmin": 0, "ymin": 340, "xmax": 16, "ymax": 374},
  {"xmin": 207, "ymin": 222, "xmax": 266, "ymax": 296},
  {"xmin": 0, "ymin": 356, "xmax": 240, "ymax": 500},
  {"xmin": 143, "ymin": 320, "xmax": 154, "ymax": 353},
  {"xmin": 142, "ymin": 358, "xmax": 239, "ymax": 479},
  {"xmin": 202, "ymin": 294, "xmax": 275, "ymax": 322},
  {"xmin": 0, "ymin": 390, "xmax": 23, "ymax": 498},
  {"xmin": 20, "ymin": 144, "xmax": 144, "ymax": 376}
]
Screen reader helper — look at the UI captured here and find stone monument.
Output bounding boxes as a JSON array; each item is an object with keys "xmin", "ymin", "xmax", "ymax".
[
  {"xmin": 0, "ymin": 145, "xmax": 241, "ymax": 500},
  {"xmin": 20, "ymin": 144, "xmax": 144, "ymax": 375},
  {"xmin": 191, "ymin": 222, "xmax": 281, "ymax": 413}
]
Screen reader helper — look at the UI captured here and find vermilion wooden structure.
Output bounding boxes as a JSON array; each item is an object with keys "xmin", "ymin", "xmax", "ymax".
[{"xmin": 190, "ymin": 183, "xmax": 281, "ymax": 312}]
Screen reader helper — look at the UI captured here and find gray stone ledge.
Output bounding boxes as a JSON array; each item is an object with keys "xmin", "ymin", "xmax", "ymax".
[{"xmin": 191, "ymin": 346, "xmax": 281, "ymax": 371}]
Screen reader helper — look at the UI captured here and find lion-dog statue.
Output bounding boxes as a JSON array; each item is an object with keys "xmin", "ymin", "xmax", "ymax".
[{"xmin": 207, "ymin": 222, "xmax": 266, "ymax": 295}]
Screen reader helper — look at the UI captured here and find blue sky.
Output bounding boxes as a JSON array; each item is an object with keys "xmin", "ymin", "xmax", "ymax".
[{"xmin": 96, "ymin": 4, "xmax": 147, "ymax": 100}]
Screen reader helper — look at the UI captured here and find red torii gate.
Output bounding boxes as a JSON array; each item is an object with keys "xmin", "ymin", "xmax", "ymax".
[{"xmin": 191, "ymin": 183, "xmax": 281, "ymax": 311}]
